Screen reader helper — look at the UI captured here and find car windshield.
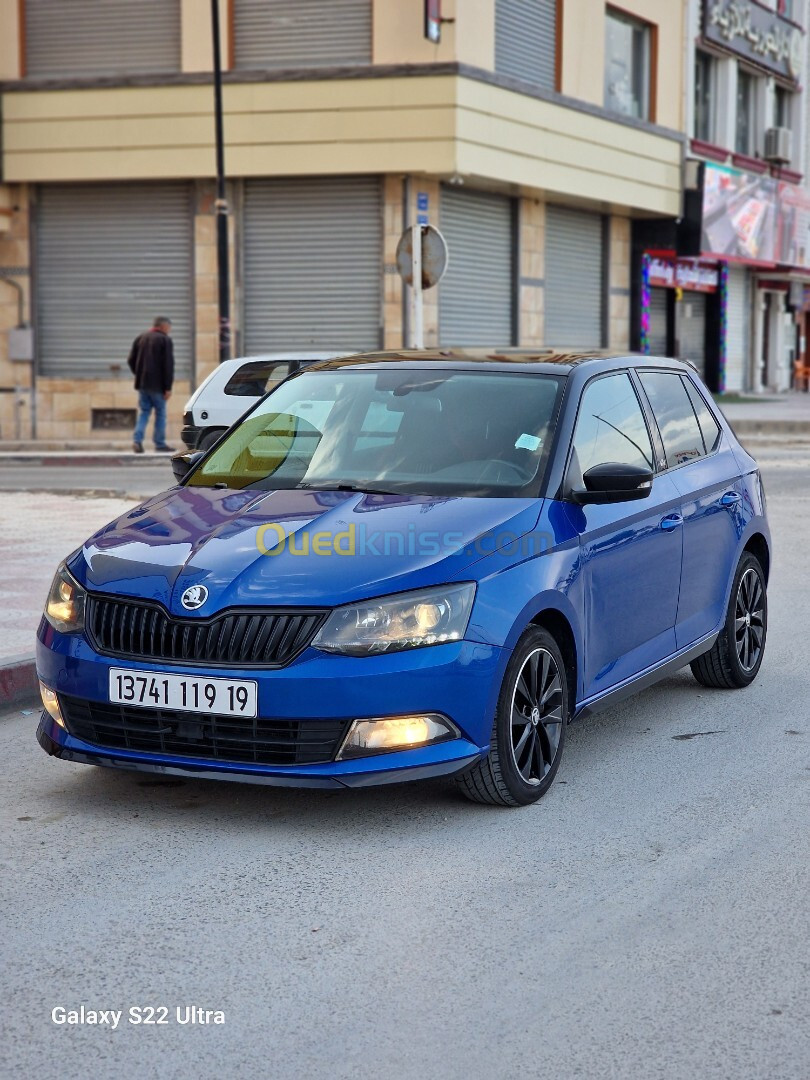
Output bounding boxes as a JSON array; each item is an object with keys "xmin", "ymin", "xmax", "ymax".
[{"xmin": 187, "ymin": 368, "xmax": 564, "ymax": 497}]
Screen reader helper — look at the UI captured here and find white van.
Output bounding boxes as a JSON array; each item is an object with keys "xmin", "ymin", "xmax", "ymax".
[{"xmin": 181, "ymin": 352, "xmax": 351, "ymax": 451}]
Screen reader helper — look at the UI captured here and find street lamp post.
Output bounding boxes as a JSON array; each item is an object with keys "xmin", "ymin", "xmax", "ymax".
[{"xmin": 211, "ymin": 0, "xmax": 230, "ymax": 363}]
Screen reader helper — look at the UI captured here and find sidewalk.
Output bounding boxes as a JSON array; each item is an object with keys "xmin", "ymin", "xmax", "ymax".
[
  {"xmin": 0, "ymin": 491, "xmax": 136, "ymax": 686},
  {"xmin": 716, "ymin": 391, "xmax": 810, "ymax": 435}
]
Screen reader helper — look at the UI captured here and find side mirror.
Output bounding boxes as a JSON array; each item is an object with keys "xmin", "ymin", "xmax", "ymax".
[
  {"xmin": 171, "ymin": 450, "xmax": 205, "ymax": 483},
  {"xmin": 574, "ymin": 463, "xmax": 654, "ymax": 505}
]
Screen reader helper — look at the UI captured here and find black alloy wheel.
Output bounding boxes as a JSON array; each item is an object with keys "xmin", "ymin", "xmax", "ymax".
[
  {"xmin": 456, "ymin": 626, "xmax": 568, "ymax": 806},
  {"xmin": 691, "ymin": 552, "xmax": 768, "ymax": 689}
]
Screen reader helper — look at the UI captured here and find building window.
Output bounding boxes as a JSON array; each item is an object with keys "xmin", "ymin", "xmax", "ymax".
[
  {"xmin": 694, "ymin": 51, "xmax": 715, "ymax": 143},
  {"xmin": 604, "ymin": 8, "xmax": 651, "ymax": 120},
  {"xmin": 735, "ymin": 68, "xmax": 758, "ymax": 156},
  {"xmin": 774, "ymin": 85, "xmax": 792, "ymax": 129}
]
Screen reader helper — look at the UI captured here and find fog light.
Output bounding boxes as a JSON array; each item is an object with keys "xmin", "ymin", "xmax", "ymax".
[
  {"xmin": 337, "ymin": 713, "xmax": 458, "ymax": 760},
  {"xmin": 39, "ymin": 682, "xmax": 66, "ymax": 729}
]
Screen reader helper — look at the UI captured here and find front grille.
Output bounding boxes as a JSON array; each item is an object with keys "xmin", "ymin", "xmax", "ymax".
[
  {"xmin": 60, "ymin": 695, "xmax": 349, "ymax": 766},
  {"xmin": 86, "ymin": 596, "xmax": 327, "ymax": 668}
]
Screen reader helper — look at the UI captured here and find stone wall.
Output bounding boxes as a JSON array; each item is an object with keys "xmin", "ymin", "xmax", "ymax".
[
  {"xmin": 0, "ymin": 184, "xmax": 32, "ymax": 441},
  {"xmin": 519, "ymin": 196, "xmax": 546, "ymax": 347},
  {"xmin": 608, "ymin": 215, "xmax": 631, "ymax": 351}
]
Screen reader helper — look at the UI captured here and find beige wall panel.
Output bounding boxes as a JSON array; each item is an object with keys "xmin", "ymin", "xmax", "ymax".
[
  {"xmin": 8, "ymin": 107, "xmax": 455, "ymax": 153},
  {"xmin": 560, "ymin": 0, "xmax": 604, "ymax": 108},
  {"xmin": 373, "ymin": 0, "xmax": 455, "ymax": 64},
  {"xmin": 454, "ymin": 0, "xmax": 495, "ymax": 71},
  {"xmin": 2, "ymin": 74, "xmax": 682, "ymax": 214},
  {"xmin": 458, "ymin": 142, "xmax": 679, "ymax": 216},
  {"xmin": 456, "ymin": 81, "xmax": 682, "ymax": 215},
  {"xmin": 373, "ymin": 0, "xmax": 494, "ymax": 70},
  {"xmin": 455, "ymin": 109, "xmax": 680, "ymax": 198},
  {"xmin": 182, "ymin": 0, "xmax": 230, "ymax": 72},
  {"xmin": 0, "ymin": 0, "xmax": 21, "ymax": 80}
]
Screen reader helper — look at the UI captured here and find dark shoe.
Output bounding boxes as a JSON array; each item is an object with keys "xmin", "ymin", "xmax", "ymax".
[
  {"xmin": 133, "ymin": 441, "xmax": 144, "ymax": 454},
  {"xmin": 154, "ymin": 444, "xmax": 176, "ymax": 453}
]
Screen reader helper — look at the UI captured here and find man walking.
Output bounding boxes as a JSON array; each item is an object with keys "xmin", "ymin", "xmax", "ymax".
[{"xmin": 128, "ymin": 316, "xmax": 176, "ymax": 453}]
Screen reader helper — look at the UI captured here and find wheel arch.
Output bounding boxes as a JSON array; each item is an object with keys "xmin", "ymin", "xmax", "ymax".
[
  {"xmin": 529, "ymin": 608, "xmax": 578, "ymax": 719},
  {"xmin": 743, "ymin": 531, "xmax": 770, "ymax": 583}
]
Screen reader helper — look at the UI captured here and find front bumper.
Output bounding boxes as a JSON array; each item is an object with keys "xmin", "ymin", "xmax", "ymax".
[{"xmin": 36, "ymin": 624, "xmax": 502, "ymax": 789}]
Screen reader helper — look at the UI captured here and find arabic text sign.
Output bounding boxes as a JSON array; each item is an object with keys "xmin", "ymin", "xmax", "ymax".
[
  {"xmin": 648, "ymin": 258, "xmax": 719, "ymax": 294},
  {"xmin": 703, "ymin": 1, "xmax": 803, "ymax": 82}
]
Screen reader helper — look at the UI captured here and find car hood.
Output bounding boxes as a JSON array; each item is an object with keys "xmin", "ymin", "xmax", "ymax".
[{"xmin": 70, "ymin": 485, "xmax": 543, "ymax": 613}]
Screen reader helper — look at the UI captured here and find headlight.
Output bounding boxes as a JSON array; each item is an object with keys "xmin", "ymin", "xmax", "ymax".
[
  {"xmin": 44, "ymin": 562, "xmax": 86, "ymax": 634},
  {"xmin": 312, "ymin": 583, "xmax": 475, "ymax": 656}
]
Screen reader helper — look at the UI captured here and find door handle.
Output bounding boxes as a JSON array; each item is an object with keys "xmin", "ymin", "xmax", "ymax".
[
  {"xmin": 660, "ymin": 514, "xmax": 683, "ymax": 531},
  {"xmin": 721, "ymin": 491, "xmax": 741, "ymax": 506}
]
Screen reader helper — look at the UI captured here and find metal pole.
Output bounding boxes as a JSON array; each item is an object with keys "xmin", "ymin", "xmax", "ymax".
[
  {"xmin": 409, "ymin": 223, "xmax": 424, "ymax": 350},
  {"xmin": 211, "ymin": 0, "xmax": 231, "ymax": 362}
]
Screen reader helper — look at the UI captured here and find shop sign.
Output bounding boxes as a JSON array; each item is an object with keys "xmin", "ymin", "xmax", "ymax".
[
  {"xmin": 703, "ymin": 1, "xmax": 803, "ymax": 82},
  {"xmin": 700, "ymin": 162, "xmax": 810, "ymax": 269},
  {"xmin": 647, "ymin": 257, "xmax": 719, "ymax": 293}
]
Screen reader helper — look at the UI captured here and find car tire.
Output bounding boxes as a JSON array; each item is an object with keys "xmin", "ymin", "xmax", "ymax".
[
  {"xmin": 197, "ymin": 428, "xmax": 226, "ymax": 453},
  {"xmin": 456, "ymin": 627, "xmax": 568, "ymax": 807},
  {"xmin": 690, "ymin": 552, "xmax": 767, "ymax": 690}
]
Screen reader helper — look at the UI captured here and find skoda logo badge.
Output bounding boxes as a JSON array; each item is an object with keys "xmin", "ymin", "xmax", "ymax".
[{"xmin": 181, "ymin": 585, "xmax": 209, "ymax": 610}]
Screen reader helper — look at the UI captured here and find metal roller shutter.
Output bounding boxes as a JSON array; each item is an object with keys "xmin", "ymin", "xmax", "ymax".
[
  {"xmin": 724, "ymin": 266, "xmax": 748, "ymax": 391},
  {"xmin": 439, "ymin": 187, "xmax": 514, "ymax": 346},
  {"xmin": 243, "ymin": 177, "xmax": 382, "ymax": 353},
  {"xmin": 25, "ymin": 0, "xmax": 180, "ymax": 78},
  {"xmin": 545, "ymin": 206, "xmax": 604, "ymax": 347},
  {"xmin": 233, "ymin": 0, "xmax": 372, "ymax": 69},
  {"xmin": 495, "ymin": 0, "xmax": 557, "ymax": 90},
  {"xmin": 679, "ymin": 293, "xmax": 707, "ymax": 377},
  {"xmin": 36, "ymin": 184, "xmax": 193, "ymax": 379},
  {"xmin": 648, "ymin": 287, "xmax": 670, "ymax": 356}
]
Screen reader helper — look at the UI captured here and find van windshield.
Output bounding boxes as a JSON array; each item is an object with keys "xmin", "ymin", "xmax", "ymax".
[{"xmin": 187, "ymin": 368, "xmax": 564, "ymax": 498}]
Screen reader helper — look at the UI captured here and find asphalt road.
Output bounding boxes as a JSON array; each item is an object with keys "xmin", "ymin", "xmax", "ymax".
[
  {"xmin": 1, "ymin": 450, "xmax": 809, "ymax": 1080},
  {"xmin": 0, "ymin": 442, "xmax": 807, "ymax": 499},
  {"xmin": 0, "ymin": 461, "xmax": 171, "ymax": 499}
]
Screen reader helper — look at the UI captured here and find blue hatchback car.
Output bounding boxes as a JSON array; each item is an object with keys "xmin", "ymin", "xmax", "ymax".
[{"xmin": 37, "ymin": 351, "xmax": 770, "ymax": 806}]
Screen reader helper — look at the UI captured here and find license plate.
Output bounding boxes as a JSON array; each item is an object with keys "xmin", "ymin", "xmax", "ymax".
[{"xmin": 109, "ymin": 668, "xmax": 257, "ymax": 718}]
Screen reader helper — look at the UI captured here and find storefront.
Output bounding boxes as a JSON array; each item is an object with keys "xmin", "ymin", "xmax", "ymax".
[
  {"xmin": 638, "ymin": 160, "xmax": 810, "ymax": 392},
  {"xmin": 639, "ymin": 254, "xmax": 724, "ymax": 389}
]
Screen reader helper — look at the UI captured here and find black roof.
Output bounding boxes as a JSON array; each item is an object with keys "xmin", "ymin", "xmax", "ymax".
[{"xmin": 308, "ymin": 349, "xmax": 694, "ymax": 376}]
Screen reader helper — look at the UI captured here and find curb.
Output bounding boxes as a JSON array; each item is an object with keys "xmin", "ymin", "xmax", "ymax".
[
  {"xmin": 728, "ymin": 420, "xmax": 810, "ymax": 436},
  {"xmin": 0, "ymin": 454, "xmax": 171, "ymax": 466},
  {"xmin": 0, "ymin": 656, "xmax": 39, "ymax": 711}
]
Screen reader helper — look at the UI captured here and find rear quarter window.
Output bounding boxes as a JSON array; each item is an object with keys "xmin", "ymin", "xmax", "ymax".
[{"xmin": 682, "ymin": 377, "xmax": 721, "ymax": 454}]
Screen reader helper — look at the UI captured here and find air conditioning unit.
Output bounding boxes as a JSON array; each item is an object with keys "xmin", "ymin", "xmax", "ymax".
[{"xmin": 764, "ymin": 126, "xmax": 793, "ymax": 165}]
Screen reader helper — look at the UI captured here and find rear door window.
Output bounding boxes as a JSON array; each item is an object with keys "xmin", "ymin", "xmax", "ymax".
[
  {"xmin": 224, "ymin": 361, "xmax": 292, "ymax": 397},
  {"xmin": 682, "ymin": 377, "xmax": 721, "ymax": 454},
  {"xmin": 639, "ymin": 371, "xmax": 705, "ymax": 468}
]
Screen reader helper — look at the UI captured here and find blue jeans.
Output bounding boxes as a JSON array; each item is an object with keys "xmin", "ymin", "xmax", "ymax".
[{"xmin": 133, "ymin": 390, "xmax": 167, "ymax": 447}]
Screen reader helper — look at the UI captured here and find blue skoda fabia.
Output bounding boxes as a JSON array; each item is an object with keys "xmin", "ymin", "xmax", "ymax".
[{"xmin": 37, "ymin": 351, "xmax": 770, "ymax": 806}]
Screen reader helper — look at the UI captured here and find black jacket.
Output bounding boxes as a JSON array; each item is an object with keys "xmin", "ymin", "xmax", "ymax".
[{"xmin": 128, "ymin": 329, "xmax": 174, "ymax": 393}]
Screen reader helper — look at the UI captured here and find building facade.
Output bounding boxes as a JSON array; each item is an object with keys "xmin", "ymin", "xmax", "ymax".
[
  {"xmin": 0, "ymin": 0, "xmax": 686, "ymax": 441},
  {"xmin": 633, "ymin": 0, "xmax": 809, "ymax": 393}
]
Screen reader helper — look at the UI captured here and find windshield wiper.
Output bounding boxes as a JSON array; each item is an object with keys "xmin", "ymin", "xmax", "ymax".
[{"xmin": 296, "ymin": 482, "xmax": 403, "ymax": 497}]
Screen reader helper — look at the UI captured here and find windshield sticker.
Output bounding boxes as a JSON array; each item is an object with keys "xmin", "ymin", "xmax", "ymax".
[{"xmin": 515, "ymin": 433, "xmax": 541, "ymax": 451}]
